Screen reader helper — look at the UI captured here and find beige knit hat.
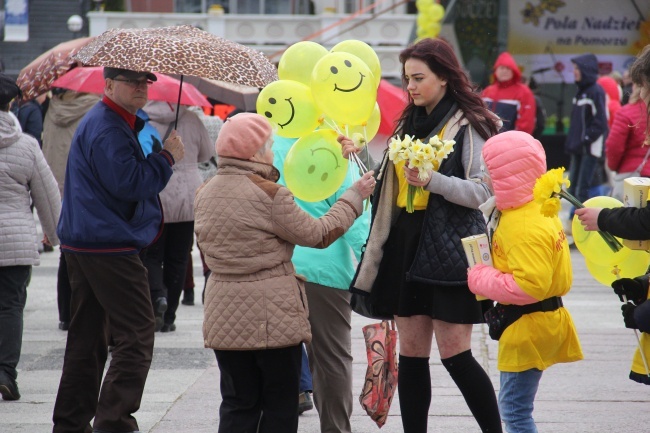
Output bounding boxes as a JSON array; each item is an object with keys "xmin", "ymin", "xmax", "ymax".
[{"xmin": 216, "ymin": 113, "xmax": 273, "ymax": 160}]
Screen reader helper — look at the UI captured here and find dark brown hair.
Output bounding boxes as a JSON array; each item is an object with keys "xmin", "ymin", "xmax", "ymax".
[{"xmin": 394, "ymin": 38, "xmax": 499, "ymax": 141}]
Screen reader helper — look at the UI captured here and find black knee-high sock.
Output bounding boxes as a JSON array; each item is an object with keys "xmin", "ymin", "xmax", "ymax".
[
  {"xmin": 441, "ymin": 350, "xmax": 503, "ymax": 433},
  {"xmin": 398, "ymin": 355, "xmax": 431, "ymax": 433}
]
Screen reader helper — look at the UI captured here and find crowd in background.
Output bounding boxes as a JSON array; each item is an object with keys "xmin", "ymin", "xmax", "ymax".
[{"xmin": 1, "ymin": 39, "xmax": 649, "ymax": 433}]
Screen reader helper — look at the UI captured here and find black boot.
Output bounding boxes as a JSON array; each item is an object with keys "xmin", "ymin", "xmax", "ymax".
[
  {"xmin": 153, "ymin": 297, "xmax": 168, "ymax": 332},
  {"xmin": 182, "ymin": 288, "xmax": 194, "ymax": 306}
]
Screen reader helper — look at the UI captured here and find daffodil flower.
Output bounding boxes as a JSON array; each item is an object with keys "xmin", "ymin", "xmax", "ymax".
[
  {"xmin": 387, "ymin": 134, "xmax": 456, "ymax": 212},
  {"xmin": 533, "ymin": 167, "xmax": 622, "ymax": 252}
]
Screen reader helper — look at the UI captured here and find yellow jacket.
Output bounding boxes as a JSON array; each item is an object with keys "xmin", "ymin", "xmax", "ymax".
[
  {"xmin": 468, "ymin": 131, "xmax": 583, "ymax": 372},
  {"xmin": 490, "ymin": 202, "xmax": 583, "ymax": 371}
]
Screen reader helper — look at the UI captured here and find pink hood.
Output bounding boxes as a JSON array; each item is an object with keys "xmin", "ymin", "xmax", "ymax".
[{"xmin": 482, "ymin": 131, "xmax": 546, "ymax": 210}]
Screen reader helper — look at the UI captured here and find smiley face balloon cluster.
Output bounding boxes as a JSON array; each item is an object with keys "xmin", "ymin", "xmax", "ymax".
[{"xmin": 257, "ymin": 40, "xmax": 381, "ymax": 202}]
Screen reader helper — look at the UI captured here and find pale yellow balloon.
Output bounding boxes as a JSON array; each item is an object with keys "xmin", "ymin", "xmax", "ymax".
[
  {"xmin": 427, "ymin": 22, "xmax": 442, "ymax": 37},
  {"xmin": 429, "ymin": 3, "xmax": 445, "ymax": 22},
  {"xmin": 278, "ymin": 41, "xmax": 329, "ymax": 85},
  {"xmin": 320, "ymin": 102, "xmax": 381, "ymax": 143}
]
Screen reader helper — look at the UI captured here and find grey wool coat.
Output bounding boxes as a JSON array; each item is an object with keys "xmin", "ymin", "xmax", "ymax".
[{"xmin": 0, "ymin": 111, "xmax": 61, "ymax": 266}]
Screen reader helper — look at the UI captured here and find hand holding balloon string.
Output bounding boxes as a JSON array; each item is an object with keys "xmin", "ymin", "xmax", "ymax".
[
  {"xmin": 612, "ymin": 267, "xmax": 650, "ymax": 377},
  {"xmin": 324, "ymin": 118, "xmax": 369, "ymax": 174}
]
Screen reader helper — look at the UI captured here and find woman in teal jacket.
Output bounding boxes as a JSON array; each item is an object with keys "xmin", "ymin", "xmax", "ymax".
[{"xmin": 273, "ymin": 135, "xmax": 370, "ymax": 433}]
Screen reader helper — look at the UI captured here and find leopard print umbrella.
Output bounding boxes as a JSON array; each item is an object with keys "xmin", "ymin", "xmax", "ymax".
[
  {"xmin": 73, "ymin": 25, "xmax": 277, "ymax": 88},
  {"xmin": 16, "ymin": 37, "xmax": 94, "ymax": 101}
]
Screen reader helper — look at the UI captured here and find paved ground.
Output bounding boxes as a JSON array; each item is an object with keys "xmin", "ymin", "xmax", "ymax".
[{"xmin": 2, "ymin": 217, "xmax": 650, "ymax": 432}]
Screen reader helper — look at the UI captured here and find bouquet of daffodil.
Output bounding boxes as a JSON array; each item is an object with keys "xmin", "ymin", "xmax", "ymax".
[
  {"xmin": 388, "ymin": 134, "xmax": 455, "ymax": 213},
  {"xmin": 533, "ymin": 167, "xmax": 622, "ymax": 252}
]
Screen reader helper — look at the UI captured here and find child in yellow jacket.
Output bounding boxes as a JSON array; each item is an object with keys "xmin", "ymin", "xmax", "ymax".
[{"xmin": 468, "ymin": 131, "xmax": 584, "ymax": 433}]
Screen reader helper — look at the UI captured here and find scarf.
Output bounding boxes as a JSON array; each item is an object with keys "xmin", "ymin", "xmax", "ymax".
[{"xmin": 403, "ymin": 91, "xmax": 456, "ymax": 140}]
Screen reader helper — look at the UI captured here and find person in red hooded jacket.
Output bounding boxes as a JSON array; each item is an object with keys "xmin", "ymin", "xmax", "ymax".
[
  {"xmin": 597, "ymin": 75, "xmax": 622, "ymax": 128},
  {"xmin": 482, "ymin": 52, "xmax": 537, "ymax": 135}
]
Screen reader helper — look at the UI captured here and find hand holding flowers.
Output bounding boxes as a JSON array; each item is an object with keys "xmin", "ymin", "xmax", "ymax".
[{"xmin": 388, "ymin": 134, "xmax": 455, "ymax": 213}]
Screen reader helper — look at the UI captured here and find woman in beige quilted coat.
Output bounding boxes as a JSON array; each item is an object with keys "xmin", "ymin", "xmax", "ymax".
[{"xmin": 194, "ymin": 112, "xmax": 375, "ymax": 433}]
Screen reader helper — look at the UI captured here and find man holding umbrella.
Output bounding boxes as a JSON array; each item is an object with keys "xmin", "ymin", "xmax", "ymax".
[{"xmin": 52, "ymin": 67, "xmax": 185, "ymax": 433}]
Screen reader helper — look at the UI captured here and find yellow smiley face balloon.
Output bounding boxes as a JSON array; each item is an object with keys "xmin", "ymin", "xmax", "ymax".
[
  {"xmin": 256, "ymin": 80, "xmax": 321, "ymax": 138},
  {"xmin": 331, "ymin": 40, "xmax": 382, "ymax": 88},
  {"xmin": 311, "ymin": 52, "xmax": 377, "ymax": 126},
  {"xmin": 284, "ymin": 129, "xmax": 348, "ymax": 202}
]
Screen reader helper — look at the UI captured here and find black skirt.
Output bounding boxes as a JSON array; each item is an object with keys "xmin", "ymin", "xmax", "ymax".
[{"xmin": 369, "ymin": 209, "xmax": 490, "ymax": 324}]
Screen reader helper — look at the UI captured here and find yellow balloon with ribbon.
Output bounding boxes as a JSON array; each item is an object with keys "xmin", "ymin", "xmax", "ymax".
[
  {"xmin": 278, "ymin": 41, "xmax": 329, "ymax": 86},
  {"xmin": 330, "ymin": 40, "xmax": 382, "ymax": 88},
  {"xmin": 284, "ymin": 129, "xmax": 348, "ymax": 202},
  {"xmin": 311, "ymin": 52, "xmax": 377, "ymax": 126},
  {"xmin": 572, "ymin": 196, "xmax": 650, "ymax": 284},
  {"xmin": 256, "ymin": 80, "xmax": 321, "ymax": 138}
]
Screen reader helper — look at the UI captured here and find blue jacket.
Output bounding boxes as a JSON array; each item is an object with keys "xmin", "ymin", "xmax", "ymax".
[
  {"xmin": 272, "ymin": 135, "xmax": 370, "ymax": 290},
  {"xmin": 137, "ymin": 108, "xmax": 163, "ymax": 156},
  {"xmin": 565, "ymin": 54, "xmax": 608, "ymax": 155},
  {"xmin": 57, "ymin": 101, "xmax": 174, "ymax": 254}
]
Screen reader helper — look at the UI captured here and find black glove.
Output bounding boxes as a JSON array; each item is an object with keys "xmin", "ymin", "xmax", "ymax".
[
  {"xmin": 621, "ymin": 303, "xmax": 638, "ymax": 329},
  {"xmin": 612, "ymin": 275, "xmax": 650, "ymax": 305}
]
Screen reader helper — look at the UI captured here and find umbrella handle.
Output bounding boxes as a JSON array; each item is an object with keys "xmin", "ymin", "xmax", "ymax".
[{"xmin": 174, "ymin": 75, "xmax": 184, "ymax": 129}]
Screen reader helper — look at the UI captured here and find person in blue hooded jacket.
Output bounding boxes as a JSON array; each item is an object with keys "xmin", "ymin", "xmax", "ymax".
[
  {"xmin": 273, "ymin": 135, "xmax": 371, "ymax": 433},
  {"xmin": 564, "ymin": 53, "xmax": 609, "ymax": 207},
  {"xmin": 52, "ymin": 67, "xmax": 185, "ymax": 433},
  {"xmin": 137, "ymin": 107, "xmax": 163, "ymax": 156}
]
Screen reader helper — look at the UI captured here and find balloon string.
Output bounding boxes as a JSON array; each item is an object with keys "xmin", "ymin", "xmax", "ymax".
[
  {"xmin": 614, "ymin": 266, "xmax": 650, "ymax": 376},
  {"xmin": 324, "ymin": 118, "xmax": 342, "ymax": 134},
  {"xmin": 323, "ymin": 119, "xmax": 366, "ymax": 171},
  {"xmin": 351, "ymin": 153, "xmax": 368, "ymax": 173},
  {"xmin": 363, "ymin": 124, "xmax": 370, "ymax": 171},
  {"xmin": 342, "ymin": 123, "xmax": 368, "ymax": 174}
]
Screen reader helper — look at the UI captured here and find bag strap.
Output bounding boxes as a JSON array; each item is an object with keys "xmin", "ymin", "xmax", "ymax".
[{"xmin": 634, "ymin": 146, "xmax": 650, "ymax": 174}]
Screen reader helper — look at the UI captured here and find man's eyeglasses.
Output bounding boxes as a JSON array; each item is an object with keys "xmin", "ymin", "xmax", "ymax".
[{"xmin": 112, "ymin": 78, "xmax": 154, "ymax": 89}]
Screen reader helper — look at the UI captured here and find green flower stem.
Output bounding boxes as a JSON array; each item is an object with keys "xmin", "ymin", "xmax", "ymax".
[
  {"xmin": 406, "ymin": 184, "xmax": 416, "ymax": 213},
  {"xmin": 406, "ymin": 185, "xmax": 424, "ymax": 214},
  {"xmin": 557, "ymin": 190, "xmax": 584, "ymax": 209}
]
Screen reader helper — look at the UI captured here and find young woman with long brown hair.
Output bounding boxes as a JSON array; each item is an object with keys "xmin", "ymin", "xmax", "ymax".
[{"xmin": 341, "ymin": 37, "xmax": 503, "ymax": 432}]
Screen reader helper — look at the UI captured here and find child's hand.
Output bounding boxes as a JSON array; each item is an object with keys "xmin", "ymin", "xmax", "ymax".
[{"xmin": 574, "ymin": 207, "xmax": 602, "ymax": 231}]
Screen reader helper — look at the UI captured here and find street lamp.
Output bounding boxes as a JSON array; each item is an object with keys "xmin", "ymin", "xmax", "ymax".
[{"xmin": 67, "ymin": 15, "xmax": 83, "ymax": 39}]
